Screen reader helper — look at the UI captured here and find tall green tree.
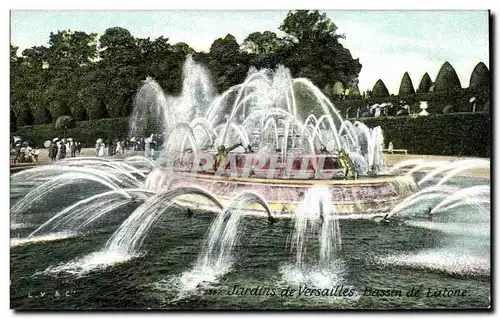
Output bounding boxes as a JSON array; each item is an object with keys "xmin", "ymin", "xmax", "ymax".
[
  {"xmin": 46, "ymin": 30, "xmax": 98, "ymax": 117},
  {"xmin": 209, "ymin": 34, "xmax": 249, "ymax": 92},
  {"xmin": 153, "ymin": 41, "xmax": 195, "ymax": 95},
  {"xmin": 242, "ymin": 31, "xmax": 289, "ymax": 70},
  {"xmin": 98, "ymin": 27, "xmax": 143, "ymax": 117},
  {"xmin": 99, "ymin": 27, "xmax": 138, "ymax": 64},
  {"xmin": 11, "ymin": 10, "xmax": 366, "ymax": 129},
  {"xmin": 10, "ymin": 45, "xmax": 27, "ymax": 123},
  {"xmin": 13, "ymin": 45, "xmax": 50, "ymax": 123},
  {"xmin": 242, "ymin": 31, "xmax": 287, "ymax": 54},
  {"xmin": 279, "ymin": 10, "xmax": 344, "ymax": 44},
  {"xmin": 278, "ymin": 10, "xmax": 362, "ymax": 92},
  {"xmin": 19, "ymin": 31, "xmax": 100, "ymax": 122}
]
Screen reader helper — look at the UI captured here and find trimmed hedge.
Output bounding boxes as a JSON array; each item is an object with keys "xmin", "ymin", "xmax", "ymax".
[
  {"xmin": 359, "ymin": 112, "xmax": 491, "ymax": 157},
  {"xmin": 13, "ymin": 113, "xmax": 491, "ymax": 158},
  {"xmin": 14, "ymin": 117, "xmax": 130, "ymax": 148},
  {"xmin": 335, "ymin": 87, "xmax": 490, "ymax": 118}
]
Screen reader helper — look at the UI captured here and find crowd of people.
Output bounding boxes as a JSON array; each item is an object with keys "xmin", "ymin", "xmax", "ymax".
[
  {"xmin": 95, "ymin": 139, "xmax": 127, "ymax": 157},
  {"xmin": 343, "ymin": 100, "xmax": 418, "ymax": 119},
  {"xmin": 11, "ymin": 133, "xmax": 164, "ymax": 164},
  {"xmin": 94, "ymin": 135, "xmax": 160, "ymax": 158},
  {"xmin": 12, "ymin": 142, "xmax": 40, "ymax": 164},
  {"xmin": 48, "ymin": 138, "xmax": 82, "ymax": 161},
  {"xmin": 130, "ymin": 135, "xmax": 161, "ymax": 158}
]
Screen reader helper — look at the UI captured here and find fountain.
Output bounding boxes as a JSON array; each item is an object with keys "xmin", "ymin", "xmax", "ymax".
[
  {"xmin": 175, "ymin": 192, "xmax": 272, "ymax": 296},
  {"xmin": 125, "ymin": 55, "xmax": 419, "ymax": 219},
  {"xmin": 9, "ymin": 54, "xmax": 490, "ymax": 309},
  {"xmin": 290, "ymin": 185, "xmax": 341, "ymax": 267},
  {"xmin": 10, "ymin": 55, "xmax": 427, "ymax": 247}
]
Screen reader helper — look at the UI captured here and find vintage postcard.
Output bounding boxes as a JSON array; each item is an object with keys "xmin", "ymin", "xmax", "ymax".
[{"xmin": 9, "ymin": 10, "xmax": 491, "ymax": 310}]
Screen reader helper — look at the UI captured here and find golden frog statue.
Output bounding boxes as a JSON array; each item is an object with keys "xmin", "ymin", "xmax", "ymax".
[{"xmin": 337, "ymin": 149, "xmax": 358, "ymax": 180}]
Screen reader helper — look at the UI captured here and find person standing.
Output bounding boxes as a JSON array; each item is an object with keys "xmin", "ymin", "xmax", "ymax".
[
  {"xmin": 70, "ymin": 141, "xmax": 76, "ymax": 157},
  {"xmin": 388, "ymin": 141, "xmax": 394, "ymax": 154},
  {"xmin": 13, "ymin": 143, "xmax": 21, "ymax": 164},
  {"xmin": 144, "ymin": 139, "xmax": 150, "ymax": 158},
  {"xmin": 49, "ymin": 142, "xmax": 57, "ymax": 161},
  {"xmin": 19, "ymin": 145, "xmax": 26, "ymax": 163},
  {"xmin": 48, "ymin": 142, "xmax": 54, "ymax": 161},
  {"xmin": 108, "ymin": 140, "xmax": 114, "ymax": 156},
  {"xmin": 61, "ymin": 142, "xmax": 67, "ymax": 159},
  {"xmin": 32, "ymin": 147, "xmax": 40, "ymax": 163},
  {"xmin": 24, "ymin": 144, "xmax": 33, "ymax": 163},
  {"xmin": 150, "ymin": 140, "xmax": 156, "ymax": 158},
  {"xmin": 98, "ymin": 143, "xmax": 105, "ymax": 157},
  {"xmin": 104, "ymin": 140, "xmax": 109, "ymax": 156},
  {"xmin": 108, "ymin": 139, "xmax": 113, "ymax": 156},
  {"xmin": 56, "ymin": 142, "xmax": 63, "ymax": 160},
  {"xmin": 116, "ymin": 140, "xmax": 122, "ymax": 155}
]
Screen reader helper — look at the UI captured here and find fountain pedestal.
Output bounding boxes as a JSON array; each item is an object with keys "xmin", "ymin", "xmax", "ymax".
[{"xmin": 148, "ymin": 166, "xmax": 418, "ymax": 218}]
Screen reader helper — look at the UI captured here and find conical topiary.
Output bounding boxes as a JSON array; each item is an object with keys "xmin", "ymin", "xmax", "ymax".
[
  {"xmin": 469, "ymin": 62, "xmax": 490, "ymax": 90},
  {"xmin": 417, "ymin": 72, "xmax": 432, "ymax": 93},
  {"xmin": 433, "ymin": 61, "xmax": 462, "ymax": 92},
  {"xmin": 372, "ymin": 79, "xmax": 389, "ymax": 98},
  {"xmin": 398, "ymin": 72, "xmax": 415, "ymax": 96}
]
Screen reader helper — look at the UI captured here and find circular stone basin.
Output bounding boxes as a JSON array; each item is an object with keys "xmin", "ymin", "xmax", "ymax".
[{"xmin": 148, "ymin": 168, "xmax": 419, "ymax": 218}]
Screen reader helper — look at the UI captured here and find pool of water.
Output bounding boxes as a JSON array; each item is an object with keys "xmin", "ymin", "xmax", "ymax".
[{"xmin": 10, "ymin": 175, "xmax": 490, "ymax": 310}]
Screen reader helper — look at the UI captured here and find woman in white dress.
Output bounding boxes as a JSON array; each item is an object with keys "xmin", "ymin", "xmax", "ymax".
[
  {"xmin": 98, "ymin": 143, "xmax": 105, "ymax": 157},
  {"xmin": 116, "ymin": 141, "xmax": 122, "ymax": 155},
  {"xmin": 56, "ymin": 142, "xmax": 63, "ymax": 160}
]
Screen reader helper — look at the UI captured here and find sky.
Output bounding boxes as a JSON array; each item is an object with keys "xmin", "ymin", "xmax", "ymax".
[{"xmin": 10, "ymin": 10, "xmax": 490, "ymax": 94}]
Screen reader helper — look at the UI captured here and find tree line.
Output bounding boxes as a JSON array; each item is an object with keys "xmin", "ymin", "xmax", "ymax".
[{"xmin": 10, "ymin": 10, "xmax": 362, "ymax": 130}]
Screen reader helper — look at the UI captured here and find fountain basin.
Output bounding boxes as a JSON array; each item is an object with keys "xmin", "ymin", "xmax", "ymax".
[{"xmin": 149, "ymin": 169, "xmax": 418, "ymax": 218}]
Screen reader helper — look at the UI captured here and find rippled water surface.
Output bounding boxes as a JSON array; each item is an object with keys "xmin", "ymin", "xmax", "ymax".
[{"xmin": 10, "ymin": 175, "xmax": 490, "ymax": 310}]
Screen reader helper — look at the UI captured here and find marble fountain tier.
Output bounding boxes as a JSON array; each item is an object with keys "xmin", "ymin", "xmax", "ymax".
[{"xmin": 146, "ymin": 152, "xmax": 419, "ymax": 218}]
